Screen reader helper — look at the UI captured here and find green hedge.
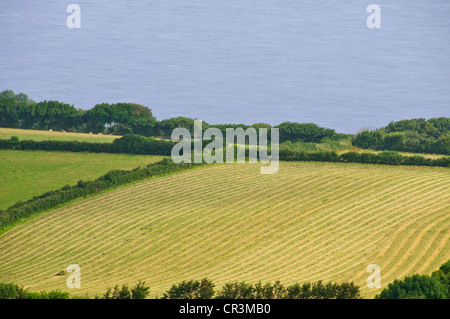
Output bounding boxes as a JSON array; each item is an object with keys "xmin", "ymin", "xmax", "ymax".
[
  {"xmin": 0, "ymin": 134, "xmax": 225, "ymax": 156},
  {"xmin": 0, "ymin": 134, "xmax": 177, "ymax": 156},
  {"xmin": 279, "ymin": 149, "xmax": 449, "ymax": 167}
]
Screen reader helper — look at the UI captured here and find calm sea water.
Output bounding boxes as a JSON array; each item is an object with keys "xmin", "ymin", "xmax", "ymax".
[{"xmin": 1, "ymin": 1, "xmax": 449, "ymax": 133}]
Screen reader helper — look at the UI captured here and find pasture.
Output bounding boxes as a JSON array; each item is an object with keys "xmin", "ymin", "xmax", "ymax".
[
  {"xmin": 0, "ymin": 150, "xmax": 165, "ymax": 209},
  {"xmin": 0, "ymin": 161, "xmax": 448, "ymax": 298},
  {"xmin": 0, "ymin": 127, "xmax": 119, "ymax": 143}
]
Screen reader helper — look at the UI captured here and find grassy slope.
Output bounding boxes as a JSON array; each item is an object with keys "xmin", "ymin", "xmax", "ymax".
[
  {"xmin": 0, "ymin": 161, "xmax": 448, "ymax": 298},
  {"xmin": 0, "ymin": 150, "xmax": 166, "ymax": 209},
  {"xmin": 0, "ymin": 127, "xmax": 119, "ymax": 143}
]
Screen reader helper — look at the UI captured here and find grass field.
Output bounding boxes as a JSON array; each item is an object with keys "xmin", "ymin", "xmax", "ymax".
[
  {"xmin": 0, "ymin": 161, "xmax": 448, "ymax": 298},
  {"xmin": 0, "ymin": 150, "xmax": 165, "ymax": 209},
  {"xmin": 0, "ymin": 127, "xmax": 119, "ymax": 143}
]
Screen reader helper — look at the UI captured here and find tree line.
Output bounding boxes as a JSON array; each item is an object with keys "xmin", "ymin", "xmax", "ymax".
[
  {"xmin": 0, "ymin": 279, "xmax": 361, "ymax": 299},
  {"xmin": 1, "ymin": 90, "xmax": 449, "ymax": 154},
  {"xmin": 0, "ymin": 90, "xmax": 157, "ymax": 135},
  {"xmin": 0, "ymin": 281, "xmax": 149, "ymax": 299},
  {"xmin": 354, "ymin": 118, "xmax": 450, "ymax": 155},
  {"xmin": 0, "ymin": 90, "xmax": 346, "ymax": 143},
  {"xmin": 160, "ymin": 279, "xmax": 360, "ymax": 299},
  {"xmin": 279, "ymin": 149, "xmax": 449, "ymax": 167}
]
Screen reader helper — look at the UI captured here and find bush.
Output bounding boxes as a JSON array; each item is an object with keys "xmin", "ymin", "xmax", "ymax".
[
  {"xmin": 40, "ymin": 290, "xmax": 70, "ymax": 299},
  {"xmin": 0, "ymin": 283, "xmax": 70, "ymax": 299},
  {"xmin": 0, "ymin": 283, "xmax": 22, "ymax": 299},
  {"xmin": 162, "ymin": 279, "xmax": 361, "ymax": 299},
  {"xmin": 279, "ymin": 149, "xmax": 448, "ymax": 167},
  {"xmin": 376, "ymin": 274, "xmax": 448, "ymax": 299},
  {"xmin": 131, "ymin": 281, "xmax": 150, "ymax": 299},
  {"xmin": 354, "ymin": 118, "xmax": 450, "ymax": 155},
  {"xmin": 101, "ymin": 281, "xmax": 150, "ymax": 299},
  {"xmin": 162, "ymin": 278, "xmax": 215, "ymax": 299},
  {"xmin": 216, "ymin": 281, "xmax": 255, "ymax": 299}
]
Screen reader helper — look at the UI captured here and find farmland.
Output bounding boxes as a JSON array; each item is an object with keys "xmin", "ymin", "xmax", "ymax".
[
  {"xmin": 0, "ymin": 161, "xmax": 448, "ymax": 298},
  {"xmin": 0, "ymin": 127, "xmax": 119, "ymax": 143},
  {"xmin": 0, "ymin": 150, "xmax": 165, "ymax": 209}
]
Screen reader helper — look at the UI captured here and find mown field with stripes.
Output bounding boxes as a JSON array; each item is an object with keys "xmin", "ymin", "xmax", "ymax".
[{"xmin": 0, "ymin": 161, "xmax": 448, "ymax": 298}]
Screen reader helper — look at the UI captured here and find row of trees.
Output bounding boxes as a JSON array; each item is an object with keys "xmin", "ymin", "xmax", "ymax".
[
  {"xmin": 354, "ymin": 118, "xmax": 450, "ymax": 155},
  {"xmin": 0, "ymin": 279, "xmax": 360, "ymax": 299},
  {"xmin": 156, "ymin": 116, "xmax": 346, "ymax": 143},
  {"xmin": 161, "ymin": 278, "xmax": 361, "ymax": 299},
  {"xmin": 0, "ymin": 90, "xmax": 348, "ymax": 143},
  {"xmin": 2, "ymin": 90, "xmax": 449, "ymax": 153},
  {"xmin": 0, "ymin": 90, "xmax": 157, "ymax": 135},
  {"xmin": 0, "ymin": 281, "xmax": 149, "ymax": 299},
  {"xmin": 279, "ymin": 149, "xmax": 450, "ymax": 167}
]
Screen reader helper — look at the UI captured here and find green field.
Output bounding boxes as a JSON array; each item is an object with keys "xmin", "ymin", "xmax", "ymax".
[
  {"xmin": 0, "ymin": 127, "xmax": 119, "ymax": 143},
  {"xmin": 0, "ymin": 161, "xmax": 448, "ymax": 298},
  {"xmin": 0, "ymin": 150, "xmax": 165, "ymax": 209}
]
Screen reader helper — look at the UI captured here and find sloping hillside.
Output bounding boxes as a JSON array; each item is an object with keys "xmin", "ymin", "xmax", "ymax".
[{"xmin": 0, "ymin": 162, "xmax": 448, "ymax": 298}]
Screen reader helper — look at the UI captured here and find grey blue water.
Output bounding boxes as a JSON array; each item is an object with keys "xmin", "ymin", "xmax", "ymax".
[{"xmin": 1, "ymin": 1, "xmax": 449, "ymax": 133}]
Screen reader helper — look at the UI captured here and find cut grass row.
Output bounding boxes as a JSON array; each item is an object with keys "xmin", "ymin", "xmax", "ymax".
[{"xmin": 0, "ymin": 161, "xmax": 448, "ymax": 298}]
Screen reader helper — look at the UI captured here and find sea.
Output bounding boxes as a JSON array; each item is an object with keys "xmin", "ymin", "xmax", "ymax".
[{"xmin": 1, "ymin": 0, "xmax": 449, "ymax": 133}]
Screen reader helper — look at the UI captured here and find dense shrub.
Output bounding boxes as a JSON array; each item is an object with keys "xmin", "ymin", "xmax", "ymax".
[
  {"xmin": 279, "ymin": 148, "xmax": 449, "ymax": 167},
  {"xmin": 161, "ymin": 278, "xmax": 215, "ymax": 299},
  {"xmin": 354, "ymin": 118, "xmax": 450, "ymax": 155},
  {"xmin": 0, "ymin": 283, "xmax": 27, "ymax": 299},
  {"xmin": 376, "ymin": 275, "xmax": 447, "ymax": 299},
  {"xmin": 100, "ymin": 281, "xmax": 150, "ymax": 299},
  {"xmin": 275, "ymin": 122, "xmax": 340, "ymax": 143},
  {"xmin": 0, "ymin": 91, "xmax": 158, "ymax": 135},
  {"xmin": 0, "ymin": 135, "xmax": 176, "ymax": 156},
  {"xmin": 0, "ymin": 283, "xmax": 69, "ymax": 299},
  {"xmin": 376, "ymin": 259, "xmax": 450, "ymax": 299},
  {"xmin": 430, "ymin": 260, "xmax": 450, "ymax": 297},
  {"xmin": 40, "ymin": 290, "xmax": 70, "ymax": 299}
]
